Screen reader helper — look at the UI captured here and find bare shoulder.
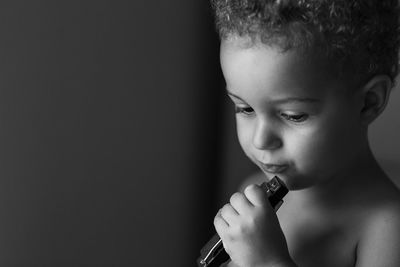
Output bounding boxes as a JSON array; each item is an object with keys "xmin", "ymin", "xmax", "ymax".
[{"xmin": 356, "ymin": 185, "xmax": 400, "ymax": 267}]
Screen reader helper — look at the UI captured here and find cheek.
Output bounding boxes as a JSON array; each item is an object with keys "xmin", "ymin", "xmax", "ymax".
[
  {"xmin": 288, "ymin": 119, "xmax": 361, "ymax": 175},
  {"xmin": 236, "ymin": 120, "xmax": 255, "ymax": 159}
]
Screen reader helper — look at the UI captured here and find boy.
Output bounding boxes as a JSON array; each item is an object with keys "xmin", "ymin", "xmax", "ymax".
[{"xmin": 211, "ymin": 0, "xmax": 400, "ymax": 266}]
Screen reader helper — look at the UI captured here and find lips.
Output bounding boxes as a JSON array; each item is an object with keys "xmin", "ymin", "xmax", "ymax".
[{"xmin": 259, "ymin": 163, "xmax": 288, "ymax": 174}]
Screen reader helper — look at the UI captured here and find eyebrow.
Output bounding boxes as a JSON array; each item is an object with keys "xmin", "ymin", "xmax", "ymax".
[{"xmin": 226, "ymin": 89, "xmax": 320, "ymax": 105}]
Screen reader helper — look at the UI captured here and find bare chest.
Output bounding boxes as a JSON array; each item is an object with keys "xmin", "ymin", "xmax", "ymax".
[{"xmin": 278, "ymin": 210, "xmax": 359, "ymax": 267}]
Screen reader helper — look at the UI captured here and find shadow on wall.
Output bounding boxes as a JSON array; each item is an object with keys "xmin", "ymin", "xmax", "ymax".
[
  {"xmin": 370, "ymin": 76, "xmax": 400, "ymax": 188},
  {"xmin": 377, "ymin": 159, "xmax": 400, "ymax": 188}
]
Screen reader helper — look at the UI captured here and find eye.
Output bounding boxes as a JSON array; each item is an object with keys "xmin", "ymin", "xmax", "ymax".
[
  {"xmin": 234, "ymin": 106, "xmax": 254, "ymax": 116},
  {"xmin": 280, "ymin": 112, "xmax": 309, "ymax": 123}
]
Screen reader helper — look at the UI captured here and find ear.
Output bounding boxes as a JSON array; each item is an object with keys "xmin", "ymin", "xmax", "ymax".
[{"xmin": 359, "ymin": 75, "xmax": 392, "ymax": 125}]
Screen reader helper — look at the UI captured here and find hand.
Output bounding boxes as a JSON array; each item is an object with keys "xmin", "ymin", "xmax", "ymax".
[{"xmin": 214, "ymin": 184, "xmax": 294, "ymax": 267}]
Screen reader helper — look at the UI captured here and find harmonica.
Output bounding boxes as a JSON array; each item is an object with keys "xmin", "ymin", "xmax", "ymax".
[{"xmin": 197, "ymin": 176, "xmax": 288, "ymax": 267}]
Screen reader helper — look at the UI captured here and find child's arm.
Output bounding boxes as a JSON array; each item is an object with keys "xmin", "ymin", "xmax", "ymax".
[
  {"xmin": 355, "ymin": 206, "xmax": 400, "ymax": 267},
  {"xmin": 214, "ymin": 184, "xmax": 297, "ymax": 267}
]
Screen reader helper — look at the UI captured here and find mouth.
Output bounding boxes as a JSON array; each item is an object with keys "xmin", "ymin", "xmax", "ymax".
[{"xmin": 259, "ymin": 163, "xmax": 288, "ymax": 174}]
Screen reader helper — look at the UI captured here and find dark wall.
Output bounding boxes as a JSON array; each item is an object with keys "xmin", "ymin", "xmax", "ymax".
[{"xmin": 0, "ymin": 1, "xmax": 224, "ymax": 266}]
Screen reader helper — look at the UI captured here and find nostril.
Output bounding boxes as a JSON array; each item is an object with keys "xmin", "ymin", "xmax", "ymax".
[
  {"xmin": 266, "ymin": 138, "xmax": 283, "ymax": 150},
  {"xmin": 252, "ymin": 131, "xmax": 282, "ymax": 150}
]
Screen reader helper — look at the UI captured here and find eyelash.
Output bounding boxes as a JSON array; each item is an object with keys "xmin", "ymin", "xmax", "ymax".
[
  {"xmin": 234, "ymin": 106, "xmax": 309, "ymax": 123},
  {"xmin": 234, "ymin": 106, "xmax": 254, "ymax": 115},
  {"xmin": 280, "ymin": 113, "xmax": 309, "ymax": 123}
]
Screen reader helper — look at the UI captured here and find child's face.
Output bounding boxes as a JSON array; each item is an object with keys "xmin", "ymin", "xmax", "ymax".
[{"xmin": 220, "ymin": 38, "xmax": 367, "ymax": 190}]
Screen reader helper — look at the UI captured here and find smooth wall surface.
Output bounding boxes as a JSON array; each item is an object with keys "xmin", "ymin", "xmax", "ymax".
[{"xmin": 0, "ymin": 1, "xmax": 224, "ymax": 266}]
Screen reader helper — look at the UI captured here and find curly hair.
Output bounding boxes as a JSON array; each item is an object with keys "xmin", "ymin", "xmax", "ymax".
[{"xmin": 211, "ymin": 0, "xmax": 400, "ymax": 84}]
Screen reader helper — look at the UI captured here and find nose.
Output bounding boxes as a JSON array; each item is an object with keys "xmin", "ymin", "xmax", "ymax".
[{"xmin": 252, "ymin": 119, "xmax": 282, "ymax": 151}]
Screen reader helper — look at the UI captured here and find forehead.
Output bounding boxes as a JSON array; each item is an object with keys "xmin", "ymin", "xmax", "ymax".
[{"xmin": 220, "ymin": 38, "xmax": 350, "ymax": 99}]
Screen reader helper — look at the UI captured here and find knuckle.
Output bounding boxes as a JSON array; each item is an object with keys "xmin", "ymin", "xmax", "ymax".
[
  {"xmin": 234, "ymin": 223, "xmax": 246, "ymax": 234},
  {"xmin": 214, "ymin": 210, "xmax": 221, "ymax": 221},
  {"xmin": 225, "ymin": 232, "xmax": 234, "ymax": 243},
  {"xmin": 213, "ymin": 215, "xmax": 219, "ymax": 227},
  {"xmin": 220, "ymin": 204, "xmax": 231, "ymax": 216},
  {"xmin": 232, "ymin": 222, "xmax": 250, "ymax": 237},
  {"xmin": 214, "ymin": 212, "xmax": 223, "ymax": 227},
  {"xmin": 222, "ymin": 203, "xmax": 231, "ymax": 211},
  {"xmin": 247, "ymin": 214, "xmax": 257, "ymax": 225},
  {"xmin": 230, "ymin": 192, "xmax": 243, "ymax": 204},
  {"xmin": 245, "ymin": 183, "xmax": 258, "ymax": 192},
  {"xmin": 244, "ymin": 184, "xmax": 262, "ymax": 197}
]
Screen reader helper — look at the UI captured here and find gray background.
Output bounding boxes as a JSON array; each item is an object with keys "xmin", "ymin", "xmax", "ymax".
[{"xmin": 0, "ymin": 1, "xmax": 224, "ymax": 266}]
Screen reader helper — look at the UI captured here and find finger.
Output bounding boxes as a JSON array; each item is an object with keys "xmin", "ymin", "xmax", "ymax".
[
  {"xmin": 244, "ymin": 184, "xmax": 269, "ymax": 207},
  {"xmin": 229, "ymin": 192, "xmax": 253, "ymax": 214},
  {"xmin": 220, "ymin": 203, "xmax": 239, "ymax": 225},
  {"xmin": 214, "ymin": 209, "xmax": 229, "ymax": 231}
]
